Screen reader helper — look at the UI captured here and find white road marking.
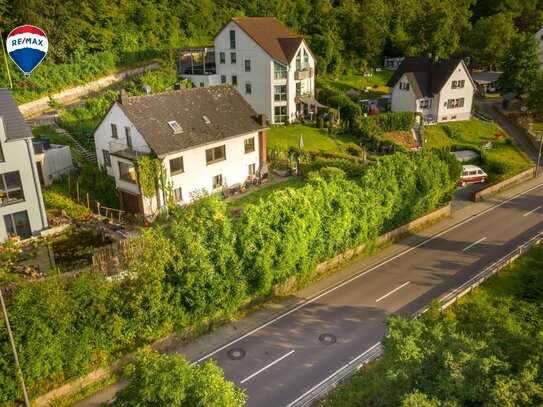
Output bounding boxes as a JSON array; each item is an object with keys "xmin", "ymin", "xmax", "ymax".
[
  {"xmin": 285, "ymin": 342, "xmax": 381, "ymax": 407},
  {"xmin": 523, "ymin": 206, "xmax": 541, "ymax": 217},
  {"xmin": 193, "ymin": 181, "xmax": 543, "ymax": 365},
  {"xmin": 375, "ymin": 281, "xmax": 410, "ymax": 303},
  {"xmin": 240, "ymin": 350, "xmax": 295, "ymax": 384},
  {"xmin": 462, "ymin": 237, "xmax": 486, "ymax": 252}
]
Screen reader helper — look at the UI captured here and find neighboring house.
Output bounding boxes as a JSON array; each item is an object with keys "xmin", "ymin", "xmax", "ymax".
[
  {"xmin": 0, "ymin": 88, "xmax": 48, "ymax": 241},
  {"xmin": 93, "ymin": 85, "xmax": 268, "ymax": 217},
  {"xmin": 472, "ymin": 71, "xmax": 502, "ymax": 95},
  {"xmin": 536, "ymin": 27, "xmax": 543, "ymax": 69},
  {"xmin": 33, "ymin": 139, "xmax": 73, "ymax": 186},
  {"xmin": 178, "ymin": 17, "xmax": 316, "ymax": 124},
  {"xmin": 387, "ymin": 56, "xmax": 476, "ymax": 123},
  {"xmin": 383, "ymin": 57, "xmax": 404, "ymax": 70}
]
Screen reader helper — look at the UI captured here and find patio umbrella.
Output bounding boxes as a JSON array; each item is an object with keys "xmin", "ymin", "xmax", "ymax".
[{"xmin": 298, "ymin": 134, "xmax": 304, "ymax": 148}]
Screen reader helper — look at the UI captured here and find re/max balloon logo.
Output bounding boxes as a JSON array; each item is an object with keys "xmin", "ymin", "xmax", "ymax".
[{"xmin": 6, "ymin": 25, "xmax": 48, "ymax": 77}]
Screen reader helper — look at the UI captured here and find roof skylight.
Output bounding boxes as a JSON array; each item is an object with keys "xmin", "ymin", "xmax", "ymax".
[{"xmin": 168, "ymin": 121, "xmax": 183, "ymax": 134}]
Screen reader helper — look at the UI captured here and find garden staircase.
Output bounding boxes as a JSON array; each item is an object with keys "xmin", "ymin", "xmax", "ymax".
[{"xmin": 52, "ymin": 122, "xmax": 97, "ymax": 163}]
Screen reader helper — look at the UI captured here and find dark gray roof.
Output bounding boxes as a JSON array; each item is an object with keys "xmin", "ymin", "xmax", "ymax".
[
  {"xmin": 472, "ymin": 71, "xmax": 502, "ymax": 84},
  {"xmin": 117, "ymin": 85, "xmax": 266, "ymax": 157},
  {"xmin": 387, "ymin": 57, "xmax": 466, "ymax": 98},
  {"xmin": 0, "ymin": 88, "xmax": 33, "ymax": 141}
]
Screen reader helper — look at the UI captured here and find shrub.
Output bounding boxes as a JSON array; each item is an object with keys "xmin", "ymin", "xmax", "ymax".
[
  {"xmin": 42, "ymin": 190, "xmax": 89, "ymax": 219},
  {"xmin": 365, "ymin": 111, "xmax": 415, "ymax": 132},
  {"xmin": 345, "ymin": 142, "xmax": 365, "ymax": 157},
  {"xmin": 317, "ymin": 116, "xmax": 324, "ymax": 129},
  {"xmin": 444, "ymin": 125, "xmax": 463, "ymax": 140}
]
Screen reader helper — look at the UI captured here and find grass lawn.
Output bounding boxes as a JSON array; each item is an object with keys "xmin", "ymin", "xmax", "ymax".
[
  {"xmin": 226, "ymin": 177, "xmax": 305, "ymax": 212},
  {"xmin": 423, "ymin": 119, "xmax": 532, "ymax": 181},
  {"xmin": 318, "ymin": 70, "xmax": 393, "ymax": 98},
  {"xmin": 268, "ymin": 123, "xmax": 339, "ymax": 151}
]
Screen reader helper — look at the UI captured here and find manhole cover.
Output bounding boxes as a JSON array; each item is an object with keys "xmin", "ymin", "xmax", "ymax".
[
  {"xmin": 319, "ymin": 334, "xmax": 337, "ymax": 345},
  {"xmin": 227, "ymin": 348, "xmax": 246, "ymax": 360}
]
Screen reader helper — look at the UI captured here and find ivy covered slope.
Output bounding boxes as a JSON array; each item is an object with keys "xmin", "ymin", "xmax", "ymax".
[
  {"xmin": 3, "ymin": 0, "xmax": 543, "ymax": 102},
  {"xmin": 0, "ymin": 151, "xmax": 458, "ymax": 403}
]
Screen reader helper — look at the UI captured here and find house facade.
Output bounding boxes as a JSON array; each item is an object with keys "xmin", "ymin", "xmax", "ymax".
[
  {"xmin": 387, "ymin": 57, "xmax": 476, "ymax": 123},
  {"xmin": 94, "ymin": 85, "xmax": 268, "ymax": 217},
  {"xmin": 0, "ymin": 89, "xmax": 48, "ymax": 240},
  {"xmin": 179, "ymin": 18, "xmax": 316, "ymax": 124}
]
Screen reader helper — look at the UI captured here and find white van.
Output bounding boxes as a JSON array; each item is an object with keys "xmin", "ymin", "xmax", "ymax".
[{"xmin": 458, "ymin": 165, "xmax": 487, "ymax": 187}]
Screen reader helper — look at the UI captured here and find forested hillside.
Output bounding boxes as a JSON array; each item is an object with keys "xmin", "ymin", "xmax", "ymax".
[{"xmin": 1, "ymin": 0, "xmax": 542, "ymax": 91}]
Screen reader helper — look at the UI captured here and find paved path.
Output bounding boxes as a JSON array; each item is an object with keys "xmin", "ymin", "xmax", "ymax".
[
  {"xmin": 477, "ymin": 97, "xmax": 538, "ymax": 163},
  {"xmin": 73, "ymin": 173, "xmax": 543, "ymax": 406}
]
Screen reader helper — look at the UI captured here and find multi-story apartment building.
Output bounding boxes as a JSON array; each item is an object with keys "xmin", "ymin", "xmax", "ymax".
[{"xmin": 179, "ymin": 18, "xmax": 316, "ymax": 124}]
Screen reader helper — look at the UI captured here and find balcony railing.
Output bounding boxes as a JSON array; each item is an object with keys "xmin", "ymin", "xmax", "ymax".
[
  {"xmin": 294, "ymin": 67, "xmax": 313, "ymax": 80},
  {"xmin": 109, "ymin": 139, "xmax": 151, "ymax": 161}
]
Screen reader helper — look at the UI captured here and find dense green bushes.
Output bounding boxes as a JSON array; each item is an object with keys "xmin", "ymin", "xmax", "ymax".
[
  {"xmin": 114, "ymin": 349, "xmax": 246, "ymax": 406},
  {"xmin": 366, "ymin": 111, "xmax": 415, "ymax": 132},
  {"xmin": 0, "ymin": 152, "xmax": 457, "ymax": 403}
]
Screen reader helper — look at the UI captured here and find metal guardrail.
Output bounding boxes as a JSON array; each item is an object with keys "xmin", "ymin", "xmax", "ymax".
[{"xmin": 292, "ymin": 231, "xmax": 543, "ymax": 407}]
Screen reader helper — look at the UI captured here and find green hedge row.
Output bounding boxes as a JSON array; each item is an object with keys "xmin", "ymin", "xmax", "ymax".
[{"xmin": 0, "ymin": 152, "xmax": 458, "ymax": 403}]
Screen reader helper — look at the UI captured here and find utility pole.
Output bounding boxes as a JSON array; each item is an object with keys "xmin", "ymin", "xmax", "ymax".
[
  {"xmin": 0, "ymin": 288, "xmax": 30, "ymax": 406},
  {"xmin": 535, "ymin": 132, "xmax": 543, "ymax": 177}
]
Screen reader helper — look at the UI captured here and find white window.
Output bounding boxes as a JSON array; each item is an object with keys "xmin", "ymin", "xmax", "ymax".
[
  {"xmin": 206, "ymin": 145, "xmax": 226, "ymax": 164},
  {"xmin": 111, "ymin": 123, "xmax": 118, "ymax": 138},
  {"xmin": 173, "ymin": 187, "xmax": 182, "ymax": 203},
  {"xmin": 245, "ymin": 59, "xmax": 251, "ymax": 72},
  {"xmin": 274, "ymin": 106, "xmax": 287, "ymax": 123},
  {"xmin": 399, "ymin": 82, "xmax": 410, "ymax": 91},
  {"xmin": 102, "ymin": 150, "xmax": 111, "ymax": 167},
  {"xmin": 221, "ymin": 75, "xmax": 227, "ymax": 84},
  {"xmin": 212, "ymin": 174, "xmax": 223, "ymax": 189},
  {"xmin": 274, "ymin": 84, "xmax": 286, "ymax": 101},
  {"xmin": 219, "ymin": 52, "xmax": 225, "ymax": 64},
  {"xmin": 169, "ymin": 156, "xmax": 184, "ymax": 175},
  {"xmin": 447, "ymin": 98, "xmax": 465, "ymax": 109},
  {"xmin": 419, "ymin": 99, "xmax": 431, "ymax": 109},
  {"xmin": 452, "ymin": 80, "xmax": 465, "ymax": 89},
  {"xmin": 274, "ymin": 62, "xmax": 287, "ymax": 79},
  {"xmin": 232, "ymin": 75, "xmax": 237, "ymax": 86},
  {"xmin": 248, "ymin": 163, "xmax": 256, "ymax": 175},
  {"xmin": 244, "ymin": 137, "xmax": 255, "ymax": 153},
  {"xmin": 245, "ymin": 82, "xmax": 252, "ymax": 95},
  {"xmin": 231, "ymin": 52, "xmax": 236, "ymax": 64}
]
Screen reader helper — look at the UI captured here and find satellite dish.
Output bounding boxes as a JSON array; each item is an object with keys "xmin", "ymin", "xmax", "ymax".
[{"xmin": 142, "ymin": 85, "xmax": 151, "ymax": 95}]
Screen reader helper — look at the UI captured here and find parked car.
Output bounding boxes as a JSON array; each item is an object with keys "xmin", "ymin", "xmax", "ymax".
[{"xmin": 458, "ymin": 165, "xmax": 487, "ymax": 187}]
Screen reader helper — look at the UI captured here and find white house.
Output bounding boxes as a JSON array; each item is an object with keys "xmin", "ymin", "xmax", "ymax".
[
  {"xmin": 536, "ymin": 27, "xmax": 543, "ymax": 69},
  {"xmin": 179, "ymin": 17, "xmax": 316, "ymax": 124},
  {"xmin": 387, "ymin": 56, "xmax": 476, "ymax": 123},
  {"xmin": 33, "ymin": 140, "xmax": 73, "ymax": 186},
  {"xmin": 93, "ymin": 85, "xmax": 268, "ymax": 217},
  {"xmin": 0, "ymin": 88, "xmax": 48, "ymax": 241}
]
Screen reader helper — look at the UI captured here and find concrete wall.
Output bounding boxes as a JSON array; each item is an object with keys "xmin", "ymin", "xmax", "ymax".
[
  {"xmin": 0, "ymin": 119, "xmax": 48, "ymax": 240},
  {"xmin": 472, "ymin": 167, "xmax": 535, "ymax": 202},
  {"xmin": 35, "ymin": 144, "xmax": 73, "ymax": 186},
  {"xmin": 18, "ymin": 63, "xmax": 160, "ymax": 118}
]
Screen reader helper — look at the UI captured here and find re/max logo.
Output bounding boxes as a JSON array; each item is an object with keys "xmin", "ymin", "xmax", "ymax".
[{"xmin": 12, "ymin": 37, "xmax": 44, "ymax": 46}]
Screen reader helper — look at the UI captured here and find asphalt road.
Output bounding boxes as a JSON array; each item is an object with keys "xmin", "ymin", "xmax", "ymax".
[{"xmin": 195, "ymin": 181, "xmax": 543, "ymax": 407}]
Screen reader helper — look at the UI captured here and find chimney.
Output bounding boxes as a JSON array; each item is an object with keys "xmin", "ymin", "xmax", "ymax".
[
  {"xmin": 257, "ymin": 113, "xmax": 267, "ymax": 127},
  {"xmin": 259, "ymin": 129, "xmax": 267, "ymax": 163},
  {"xmin": 173, "ymin": 83, "xmax": 182, "ymax": 91},
  {"xmin": 118, "ymin": 89, "xmax": 128, "ymax": 105}
]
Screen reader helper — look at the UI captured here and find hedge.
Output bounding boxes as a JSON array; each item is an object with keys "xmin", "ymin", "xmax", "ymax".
[{"xmin": 0, "ymin": 151, "xmax": 458, "ymax": 403}]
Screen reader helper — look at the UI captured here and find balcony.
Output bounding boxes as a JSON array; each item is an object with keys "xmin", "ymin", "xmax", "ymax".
[
  {"xmin": 109, "ymin": 139, "xmax": 150, "ymax": 161},
  {"xmin": 294, "ymin": 67, "xmax": 313, "ymax": 81}
]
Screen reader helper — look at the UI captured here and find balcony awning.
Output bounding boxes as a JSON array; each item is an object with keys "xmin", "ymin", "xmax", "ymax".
[{"xmin": 300, "ymin": 97, "xmax": 328, "ymax": 109}]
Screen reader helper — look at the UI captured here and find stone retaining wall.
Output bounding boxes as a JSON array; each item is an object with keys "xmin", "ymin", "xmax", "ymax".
[
  {"xmin": 472, "ymin": 167, "xmax": 535, "ymax": 202},
  {"xmin": 19, "ymin": 63, "xmax": 159, "ymax": 118}
]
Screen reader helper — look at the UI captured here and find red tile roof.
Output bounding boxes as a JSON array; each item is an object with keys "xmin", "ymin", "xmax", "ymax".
[{"xmin": 231, "ymin": 18, "xmax": 303, "ymax": 64}]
